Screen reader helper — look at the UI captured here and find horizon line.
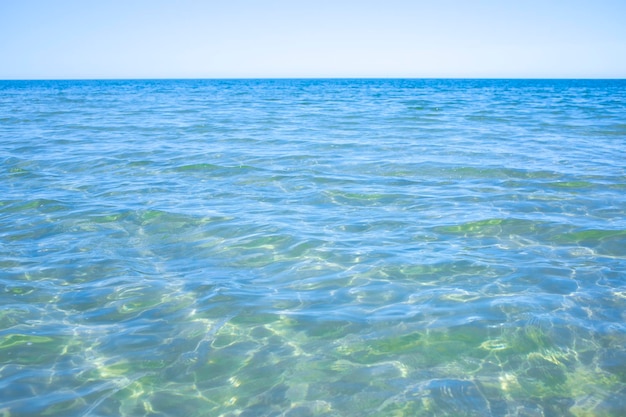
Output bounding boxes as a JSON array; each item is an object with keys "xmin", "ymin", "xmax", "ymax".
[{"xmin": 2, "ymin": 76, "xmax": 625, "ymax": 82}]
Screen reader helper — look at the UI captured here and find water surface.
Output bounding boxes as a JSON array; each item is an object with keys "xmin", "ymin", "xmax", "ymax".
[{"xmin": 1, "ymin": 79, "xmax": 626, "ymax": 416}]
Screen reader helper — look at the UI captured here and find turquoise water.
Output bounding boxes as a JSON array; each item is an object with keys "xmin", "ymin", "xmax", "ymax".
[{"xmin": 1, "ymin": 79, "xmax": 625, "ymax": 416}]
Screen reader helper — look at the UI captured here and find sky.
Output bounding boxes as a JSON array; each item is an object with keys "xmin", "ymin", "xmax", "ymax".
[{"xmin": 1, "ymin": 0, "xmax": 625, "ymax": 79}]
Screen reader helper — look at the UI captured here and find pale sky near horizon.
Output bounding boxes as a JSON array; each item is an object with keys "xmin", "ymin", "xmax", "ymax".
[{"xmin": 1, "ymin": 0, "xmax": 625, "ymax": 79}]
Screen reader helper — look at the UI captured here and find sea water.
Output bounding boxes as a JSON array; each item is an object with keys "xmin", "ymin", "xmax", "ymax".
[{"xmin": 1, "ymin": 79, "xmax": 625, "ymax": 416}]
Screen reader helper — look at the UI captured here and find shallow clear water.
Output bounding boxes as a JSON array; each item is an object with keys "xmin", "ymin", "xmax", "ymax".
[{"xmin": 1, "ymin": 79, "xmax": 625, "ymax": 416}]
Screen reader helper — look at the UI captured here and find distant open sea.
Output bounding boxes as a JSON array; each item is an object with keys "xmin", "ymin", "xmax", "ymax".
[{"xmin": 1, "ymin": 79, "xmax": 625, "ymax": 416}]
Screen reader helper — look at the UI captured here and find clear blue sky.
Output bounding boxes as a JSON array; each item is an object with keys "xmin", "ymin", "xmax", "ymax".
[{"xmin": 1, "ymin": 0, "xmax": 625, "ymax": 79}]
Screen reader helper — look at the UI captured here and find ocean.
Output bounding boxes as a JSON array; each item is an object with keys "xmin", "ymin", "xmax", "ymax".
[{"xmin": 1, "ymin": 79, "xmax": 625, "ymax": 416}]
